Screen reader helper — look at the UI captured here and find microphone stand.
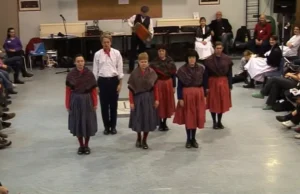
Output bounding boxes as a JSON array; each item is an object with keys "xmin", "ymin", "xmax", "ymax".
[{"xmin": 56, "ymin": 15, "xmax": 71, "ymax": 74}]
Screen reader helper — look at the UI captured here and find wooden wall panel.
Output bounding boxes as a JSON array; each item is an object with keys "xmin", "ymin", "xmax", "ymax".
[{"xmin": 77, "ymin": 0, "xmax": 162, "ymax": 20}]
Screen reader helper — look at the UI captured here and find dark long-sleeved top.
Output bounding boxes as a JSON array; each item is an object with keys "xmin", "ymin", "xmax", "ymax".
[
  {"xmin": 203, "ymin": 57, "xmax": 233, "ymax": 90},
  {"xmin": 266, "ymin": 44, "xmax": 283, "ymax": 68},
  {"xmin": 3, "ymin": 37, "xmax": 23, "ymax": 52},
  {"xmin": 209, "ymin": 18, "xmax": 232, "ymax": 37},
  {"xmin": 177, "ymin": 73, "xmax": 208, "ymax": 100}
]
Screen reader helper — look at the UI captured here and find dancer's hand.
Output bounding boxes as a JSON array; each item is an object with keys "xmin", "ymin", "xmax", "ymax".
[
  {"xmin": 204, "ymin": 97, "xmax": 206, "ymax": 104},
  {"xmin": 130, "ymin": 104, "xmax": 135, "ymax": 110},
  {"xmin": 173, "ymin": 88, "xmax": 175, "ymax": 93},
  {"xmin": 94, "ymin": 106, "xmax": 97, "ymax": 110},
  {"xmin": 202, "ymin": 41, "xmax": 207, "ymax": 45},
  {"xmin": 154, "ymin": 101, "xmax": 159, "ymax": 108},
  {"xmin": 1, "ymin": 64, "xmax": 7, "ymax": 69},
  {"xmin": 116, "ymin": 84, "xmax": 122, "ymax": 94},
  {"xmin": 179, "ymin": 100, "xmax": 184, "ymax": 107}
]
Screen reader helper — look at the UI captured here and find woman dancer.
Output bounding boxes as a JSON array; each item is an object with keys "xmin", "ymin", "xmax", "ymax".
[
  {"xmin": 173, "ymin": 49, "xmax": 207, "ymax": 148},
  {"xmin": 128, "ymin": 52, "xmax": 159, "ymax": 149},
  {"xmin": 65, "ymin": 54, "xmax": 98, "ymax": 155},
  {"xmin": 205, "ymin": 42, "xmax": 233, "ymax": 129},
  {"xmin": 150, "ymin": 45, "xmax": 176, "ymax": 131}
]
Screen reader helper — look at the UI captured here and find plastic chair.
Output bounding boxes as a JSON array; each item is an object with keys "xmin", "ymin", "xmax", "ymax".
[{"xmin": 28, "ymin": 42, "xmax": 46, "ymax": 71}]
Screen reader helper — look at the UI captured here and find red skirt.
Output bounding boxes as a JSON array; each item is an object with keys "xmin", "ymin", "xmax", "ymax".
[
  {"xmin": 207, "ymin": 76, "xmax": 232, "ymax": 113},
  {"xmin": 173, "ymin": 87, "xmax": 206, "ymax": 129},
  {"xmin": 156, "ymin": 79, "xmax": 175, "ymax": 118}
]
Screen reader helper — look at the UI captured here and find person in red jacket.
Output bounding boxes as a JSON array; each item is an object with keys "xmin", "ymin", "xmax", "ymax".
[
  {"xmin": 128, "ymin": 52, "xmax": 159, "ymax": 150},
  {"xmin": 65, "ymin": 54, "xmax": 98, "ymax": 155},
  {"xmin": 247, "ymin": 14, "xmax": 272, "ymax": 56}
]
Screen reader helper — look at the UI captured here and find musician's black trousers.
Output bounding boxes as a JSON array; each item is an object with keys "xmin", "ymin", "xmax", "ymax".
[{"xmin": 129, "ymin": 34, "xmax": 146, "ymax": 72}]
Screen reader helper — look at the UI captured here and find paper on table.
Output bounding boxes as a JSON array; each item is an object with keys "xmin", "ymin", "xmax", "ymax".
[{"xmin": 118, "ymin": 0, "xmax": 129, "ymax": 4}]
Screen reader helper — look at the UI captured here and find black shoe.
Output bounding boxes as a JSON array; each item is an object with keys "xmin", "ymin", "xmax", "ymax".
[
  {"xmin": 185, "ymin": 140, "xmax": 192, "ymax": 148},
  {"xmin": 14, "ymin": 80, "xmax": 24, "ymax": 84},
  {"xmin": 2, "ymin": 122, "xmax": 11, "ymax": 129},
  {"xmin": 6, "ymin": 96, "xmax": 11, "ymax": 99},
  {"xmin": 276, "ymin": 115, "xmax": 290, "ymax": 122},
  {"xmin": 142, "ymin": 141, "xmax": 149, "ymax": 149},
  {"xmin": 84, "ymin": 147, "xmax": 91, "ymax": 155},
  {"xmin": 243, "ymin": 83, "xmax": 255, "ymax": 88},
  {"xmin": 213, "ymin": 122, "xmax": 219, "ymax": 129},
  {"xmin": 77, "ymin": 147, "xmax": 85, "ymax": 155},
  {"xmin": 2, "ymin": 113, "xmax": 16, "ymax": 121},
  {"xmin": 6, "ymin": 101, "xmax": 12, "ymax": 105},
  {"xmin": 135, "ymin": 139, "xmax": 142, "ymax": 148},
  {"xmin": 0, "ymin": 132, "xmax": 8, "ymax": 138},
  {"xmin": 110, "ymin": 128, "xmax": 117, "ymax": 135},
  {"xmin": 164, "ymin": 125, "xmax": 170, "ymax": 131},
  {"xmin": 217, "ymin": 122, "xmax": 225, "ymax": 129},
  {"xmin": 0, "ymin": 139, "xmax": 11, "ymax": 149},
  {"xmin": 3, "ymin": 107, "xmax": 9, "ymax": 112},
  {"xmin": 191, "ymin": 139, "xmax": 199, "ymax": 148},
  {"xmin": 158, "ymin": 122, "xmax": 164, "ymax": 131},
  {"xmin": 7, "ymin": 88, "xmax": 17, "ymax": 95},
  {"xmin": 22, "ymin": 72, "xmax": 33, "ymax": 78},
  {"xmin": 103, "ymin": 127, "xmax": 110, "ymax": 135}
]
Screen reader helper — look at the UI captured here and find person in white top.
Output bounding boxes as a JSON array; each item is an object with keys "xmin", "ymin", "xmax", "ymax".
[
  {"xmin": 281, "ymin": 26, "xmax": 300, "ymax": 59},
  {"xmin": 127, "ymin": 5, "xmax": 154, "ymax": 73},
  {"xmin": 194, "ymin": 17, "xmax": 214, "ymax": 60},
  {"xmin": 93, "ymin": 33, "xmax": 124, "ymax": 135}
]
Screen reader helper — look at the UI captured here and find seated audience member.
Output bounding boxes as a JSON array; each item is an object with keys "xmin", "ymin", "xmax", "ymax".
[
  {"xmin": 195, "ymin": 17, "xmax": 214, "ymax": 60},
  {"xmin": 209, "ymin": 11, "xmax": 233, "ymax": 54},
  {"xmin": 244, "ymin": 35, "xmax": 282, "ymax": 88},
  {"xmin": 281, "ymin": 26, "xmax": 300, "ymax": 61},
  {"xmin": 247, "ymin": 14, "xmax": 271, "ymax": 56},
  {"xmin": 251, "ymin": 70, "xmax": 300, "ymax": 110},
  {"xmin": 233, "ymin": 50, "xmax": 256, "ymax": 84},
  {"xmin": 0, "ymin": 186, "xmax": 8, "ymax": 194},
  {"xmin": 3, "ymin": 27, "xmax": 24, "ymax": 58},
  {"xmin": 0, "ymin": 70, "xmax": 17, "ymax": 94},
  {"xmin": 0, "ymin": 52, "xmax": 33, "ymax": 84}
]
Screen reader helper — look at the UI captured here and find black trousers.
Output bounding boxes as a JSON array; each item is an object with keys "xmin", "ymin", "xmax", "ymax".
[
  {"xmin": 247, "ymin": 39, "xmax": 270, "ymax": 57},
  {"xmin": 129, "ymin": 34, "xmax": 146, "ymax": 71},
  {"xmin": 97, "ymin": 76, "xmax": 119, "ymax": 129},
  {"xmin": 291, "ymin": 106, "xmax": 300, "ymax": 124},
  {"xmin": 261, "ymin": 77, "xmax": 298, "ymax": 106},
  {"xmin": 3, "ymin": 56, "xmax": 23, "ymax": 80}
]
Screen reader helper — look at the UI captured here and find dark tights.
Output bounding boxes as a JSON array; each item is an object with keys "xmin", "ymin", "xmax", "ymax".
[
  {"xmin": 186, "ymin": 129, "xmax": 196, "ymax": 141},
  {"xmin": 77, "ymin": 137, "xmax": 90, "ymax": 147},
  {"xmin": 161, "ymin": 118, "xmax": 167, "ymax": 125},
  {"xmin": 137, "ymin": 132, "xmax": 149, "ymax": 142},
  {"xmin": 211, "ymin": 112, "xmax": 223, "ymax": 123}
]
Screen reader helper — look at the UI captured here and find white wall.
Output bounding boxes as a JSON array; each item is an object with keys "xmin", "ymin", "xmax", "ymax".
[{"xmin": 19, "ymin": 0, "xmax": 274, "ymax": 45}]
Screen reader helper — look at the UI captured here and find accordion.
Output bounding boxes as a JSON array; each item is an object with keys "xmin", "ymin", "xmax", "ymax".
[{"xmin": 133, "ymin": 22, "xmax": 151, "ymax": 41}]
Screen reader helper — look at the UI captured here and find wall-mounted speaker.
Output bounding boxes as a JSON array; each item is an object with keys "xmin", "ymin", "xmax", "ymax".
[{"xmin": 273, "ymin": 0, "xmax": 296, "ymax": 14}]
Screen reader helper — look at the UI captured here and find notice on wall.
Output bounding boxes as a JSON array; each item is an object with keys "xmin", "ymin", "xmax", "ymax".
[{"xmin": 118, "ymin": 0, "xmax": 129, "ymax": 4}]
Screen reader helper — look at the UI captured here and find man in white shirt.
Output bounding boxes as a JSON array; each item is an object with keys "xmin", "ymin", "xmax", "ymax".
[
  {"xmin": 127, "ymin": 5, "xmax": 154, "ymax": 73},
  {"xmin": 93, "ymin": 34, "xmax": 124, "ymax": 135}
]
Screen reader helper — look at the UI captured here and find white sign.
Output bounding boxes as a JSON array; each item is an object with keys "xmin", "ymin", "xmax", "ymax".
[{"xmin": 118, "ymin": 0, "xmax": 129, "ymax": 4}]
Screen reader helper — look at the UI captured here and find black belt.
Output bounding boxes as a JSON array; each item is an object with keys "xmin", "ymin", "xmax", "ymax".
[{"xmin": 98, "ymin": 76, "xmax": 118, "ymax": 80}]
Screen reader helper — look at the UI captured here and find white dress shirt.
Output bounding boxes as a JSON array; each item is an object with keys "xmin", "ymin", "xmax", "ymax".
[
  {"xmin": 93, "ymin": 48, "xmax": 124, "ymax": 79},
  {"xmin": 128, "ymin": 14, "xmax": 154, "ymax": 38},
  {"xmin": 284, "ymin": 35, "xmax": 300, "ymax": 57}
]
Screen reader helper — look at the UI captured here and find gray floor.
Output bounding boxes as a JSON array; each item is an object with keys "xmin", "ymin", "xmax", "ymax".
[{"xmin": 1, "ymin": 61, "xmax": 300, "ymax": 194}]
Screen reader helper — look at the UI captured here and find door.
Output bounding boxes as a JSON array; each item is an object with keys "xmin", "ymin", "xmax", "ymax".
[{"xmin": 0, "ymin": 0, "xmax": 19, "ymax": 49}]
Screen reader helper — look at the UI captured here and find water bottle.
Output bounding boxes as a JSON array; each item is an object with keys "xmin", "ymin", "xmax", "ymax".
[{"xmin": 245, "ymin": 34, "xmax": 248, "ymax": 42}]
